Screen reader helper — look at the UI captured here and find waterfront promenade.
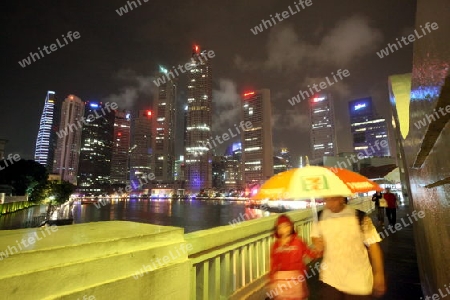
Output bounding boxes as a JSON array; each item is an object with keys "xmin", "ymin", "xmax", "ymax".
[
  {"xmin": 0, "ymin": 199, "xmax": 425, "ymax": 299},
  {"xmin": 306, "ymin": 205, "xmax": 423, "ymax": 299}
]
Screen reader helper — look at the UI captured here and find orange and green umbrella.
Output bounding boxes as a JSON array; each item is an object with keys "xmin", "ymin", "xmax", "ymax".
[{"xmin": 252, "ymin": 166, "xmax": 382, "ymax": 221}]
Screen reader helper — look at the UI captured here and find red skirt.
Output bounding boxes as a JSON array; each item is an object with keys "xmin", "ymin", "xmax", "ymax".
[{"xmin": 267, "ymin": 270, "xmax": 309, "ymax": 300}]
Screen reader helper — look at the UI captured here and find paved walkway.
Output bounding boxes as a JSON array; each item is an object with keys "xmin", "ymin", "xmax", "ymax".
[{"xmin": 306, "ymin": 205, "xmax": 423, "ymax": 299}]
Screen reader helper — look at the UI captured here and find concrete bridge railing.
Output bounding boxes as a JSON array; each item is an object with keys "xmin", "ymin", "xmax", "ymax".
[{"xmin": 185, "ymin": 197, "xmax": 373, "ymax": 300}]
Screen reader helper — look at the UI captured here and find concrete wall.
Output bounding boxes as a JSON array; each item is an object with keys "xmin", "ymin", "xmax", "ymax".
[
  {"xmin": 389, "ymin": 0, "xmax": 450, "ymax": 296},
  {"xmin": 0, "ymin": 222, "xmax": 190, "ymax": 299}
]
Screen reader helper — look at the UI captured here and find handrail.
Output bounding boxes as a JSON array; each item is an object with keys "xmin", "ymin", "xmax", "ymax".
[{"xmin": 186, "ymin": 197, "xmax": 374, "ymax": 299}]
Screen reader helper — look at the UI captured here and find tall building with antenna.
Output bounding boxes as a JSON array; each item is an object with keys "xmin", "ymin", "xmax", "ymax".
[
  {"xmin": 241, "ymin": 89, "xmax": 273, "ymax": 185},
  {"xmin": 152, "ymin": 67, "xmax": 177, "ymax": 181},
  {"xmin": 184, "ymin": 45, "xmax": 213, "ymax": 192}
]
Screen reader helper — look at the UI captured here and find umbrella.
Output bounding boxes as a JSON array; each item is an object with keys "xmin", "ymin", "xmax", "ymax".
[{"xmin": 251, "ymin": 165, "xmax": 382, "ymax": 222}]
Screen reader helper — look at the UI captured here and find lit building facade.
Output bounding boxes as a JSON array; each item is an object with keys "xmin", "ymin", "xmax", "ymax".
[
  {"xmin": 279, "ymin": 147, "xmax": 293, "ymax": 169},
  {"xmin": 130, "ymin": 110, "xmax": 152, "ymax": 190},
  {"xmin": 212, "ymin": 156, "xmax": 226, "ymax": 190},
  {"xmin": 310, "ymin": 94, "xmax": 336, "ymax": 159},
  {"xmin": 53, "ymin": 95, "xmax": 85, "ymax": 185},
  {"xmin": 77, "ymin": 102, "xmax": 115, "ymax": 194},
  {"xmin": 174, "ymin": 155, "xmax": 184, "ymax": 181},
  {"xmin": 184, "ymin": 45, "xmax": 213, "ymax": 192},
  {"xmin": 35, "ymin": 91, "xmax": 57, "ymax": 171},
  {"xmin": 152, "ymin": 69, "xmax": 177, "ymax": 181},
  {"xmin": 110, "ymin": 110, "xmax": 131, "ymax": 186},
  {"xmin": 349, "ymin": 97, "xmax": 390, "ymax": 157},
  {"xmin": 273, "ymin": 156, "xmax": 288, "ymax": 174},
  {"xmin": 241, "ymin": 89, "xmax": 273, "ymax": 185},
  {"xmin": 223, "ymin": 142, "xmax": 243, "ymax": 190}
]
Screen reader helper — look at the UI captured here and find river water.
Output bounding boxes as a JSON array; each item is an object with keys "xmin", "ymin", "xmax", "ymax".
[{"xmin": 0, "ymin": 199, "xmax": 273, "ymax": 233}]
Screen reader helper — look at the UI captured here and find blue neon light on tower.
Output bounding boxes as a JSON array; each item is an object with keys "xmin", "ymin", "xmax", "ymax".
[{"xmin": 34, "ymin": 91, "xmax": 57, "ymax": 171}]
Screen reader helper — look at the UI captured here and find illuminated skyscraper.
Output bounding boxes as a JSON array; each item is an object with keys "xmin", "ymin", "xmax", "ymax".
[
  {"xmin": 309, "ymin": 94, "xmax": 336, "ymax": 159},
  {"xmin": 53, "ymin": 95, "xmax": 84, "ymax": 185},
  {"xmin": 130, "ymin": 110, "xmax": 152, "ymax": 189},
  {"xmin": 349, "ymin": 97, "xmax": 390, "ymax": 157},
  {"xmin": 223, "ymin": 143, "xmax": 242, "ymax": 190},
  {"xmin": 184, "ymin": 45, "xmax": 213, "ymax": 192},
  {"xmin": 35, "ymin": 91, "xmax": 57, "ymax": 170},
  {"xmin": 152, "ymin": 68, "xmax": 177, "ymax": 181},
  {"xmin": 110, "ymin": 110, "xmax": 131, "ymax": 185},
  {"xmin": 77, "ymin": 102, "xmax": 115, "ymax": 194},
  {"xmin": 241, "ymin": 89, "xmax": 273, "ymax": 185}
]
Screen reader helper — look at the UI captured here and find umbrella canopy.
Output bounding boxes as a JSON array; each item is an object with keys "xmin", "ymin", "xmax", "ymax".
[{"xmin": 252, "ymin": 166, "xmax": 382, "ymax": 200}]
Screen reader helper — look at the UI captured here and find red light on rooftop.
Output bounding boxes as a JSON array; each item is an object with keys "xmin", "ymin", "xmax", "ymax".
[
  {"xmin": 146, "ymin": 111, "xmax": 152, "ymax": 116},
  {"xmin": 118, "ymin": 132, "xmax": 122, "ymax": 136},
  {"xmin": 244, "ymin": 91, "xmax": 255, "ymax": 97}
]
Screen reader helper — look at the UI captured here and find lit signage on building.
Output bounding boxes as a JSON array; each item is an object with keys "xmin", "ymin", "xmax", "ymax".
[
  {"xmin": 244, "ymin": 91, "xmax": 255, "ymax": 97},
  {"xmin": 354, "ymin": 103, "xmax": 366, "ymax": 110},
  {"xmin": 90, "ymin": 103, "xmax": 99, "ymax": 108},
  {"xmin": 313, "ymin": 97, "xmax": 326, "ymax": 102},
  {"xmin": 232, "ymin": 142, "xmax": 241, "ymax": 152}
]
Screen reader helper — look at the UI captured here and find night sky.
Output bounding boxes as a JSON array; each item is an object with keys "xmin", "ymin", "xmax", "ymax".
[{"xmin": 0, "ymin": 0, "xmax": 417, "ymax": 162}]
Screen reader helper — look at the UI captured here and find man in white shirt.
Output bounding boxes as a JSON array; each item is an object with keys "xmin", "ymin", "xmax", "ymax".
[{"xmin": 311, "ymin": 196, "xmax": 386, "ymax": 299}]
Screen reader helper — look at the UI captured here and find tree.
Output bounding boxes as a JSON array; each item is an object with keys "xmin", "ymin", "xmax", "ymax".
[
  {"xmin": 29, "ymin": 180, "xmax": 76, "ymax": 220},
  {"xmin": 29, "ymin": 180, "xmax": 75, "ymax": 204},
  {"xmin": 0, "ymin": 159, "xmax": 48, "ymax": 195},
  {"xmin": 50, "ymin": 181, "xmax": 76, "ymax": 205}
]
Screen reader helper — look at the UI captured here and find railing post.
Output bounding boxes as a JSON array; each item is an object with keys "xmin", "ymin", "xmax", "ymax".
[
  {"xmin": 212, "ymin": 257, "xmax": 221, "ymax": 299},
  {"xmin": 221, "ymin": 252, "xmax": 231, "ymax": 297},
  {"xmin": 190, "ymin": 265, "xmax": 197, "ymax": 300}
]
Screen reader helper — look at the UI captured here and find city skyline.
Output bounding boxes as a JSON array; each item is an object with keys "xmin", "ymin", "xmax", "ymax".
[{"xmin": 0, "ymin": 1, "xmax": 416, "ymax": 161}]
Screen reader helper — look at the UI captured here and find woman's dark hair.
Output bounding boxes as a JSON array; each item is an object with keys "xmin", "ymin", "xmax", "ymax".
[{"xmin": 273, "ymin": 214, "xmax": 296, "ymax": 238}]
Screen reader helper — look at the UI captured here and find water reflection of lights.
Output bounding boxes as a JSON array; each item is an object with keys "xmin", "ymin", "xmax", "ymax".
[{"xmin": 261, "ymin": 199, "xmax": 324, "ymax": 210}]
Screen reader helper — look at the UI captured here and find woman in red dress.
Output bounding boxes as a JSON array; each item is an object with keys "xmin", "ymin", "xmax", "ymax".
[{"xmin": 268, "ymin": 215, "xmax": 321, "ymax": 300}]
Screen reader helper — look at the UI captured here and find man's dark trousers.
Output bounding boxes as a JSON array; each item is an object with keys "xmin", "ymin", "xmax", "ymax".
[{"xmin": 385, "ymin": 208, "xmax": 396, "ymax": 226}]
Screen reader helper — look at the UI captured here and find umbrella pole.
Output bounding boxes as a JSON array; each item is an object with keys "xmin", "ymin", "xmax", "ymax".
[{"xmin": 311, "ymin": 197, "xmax": 318, "ymax": 223}]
